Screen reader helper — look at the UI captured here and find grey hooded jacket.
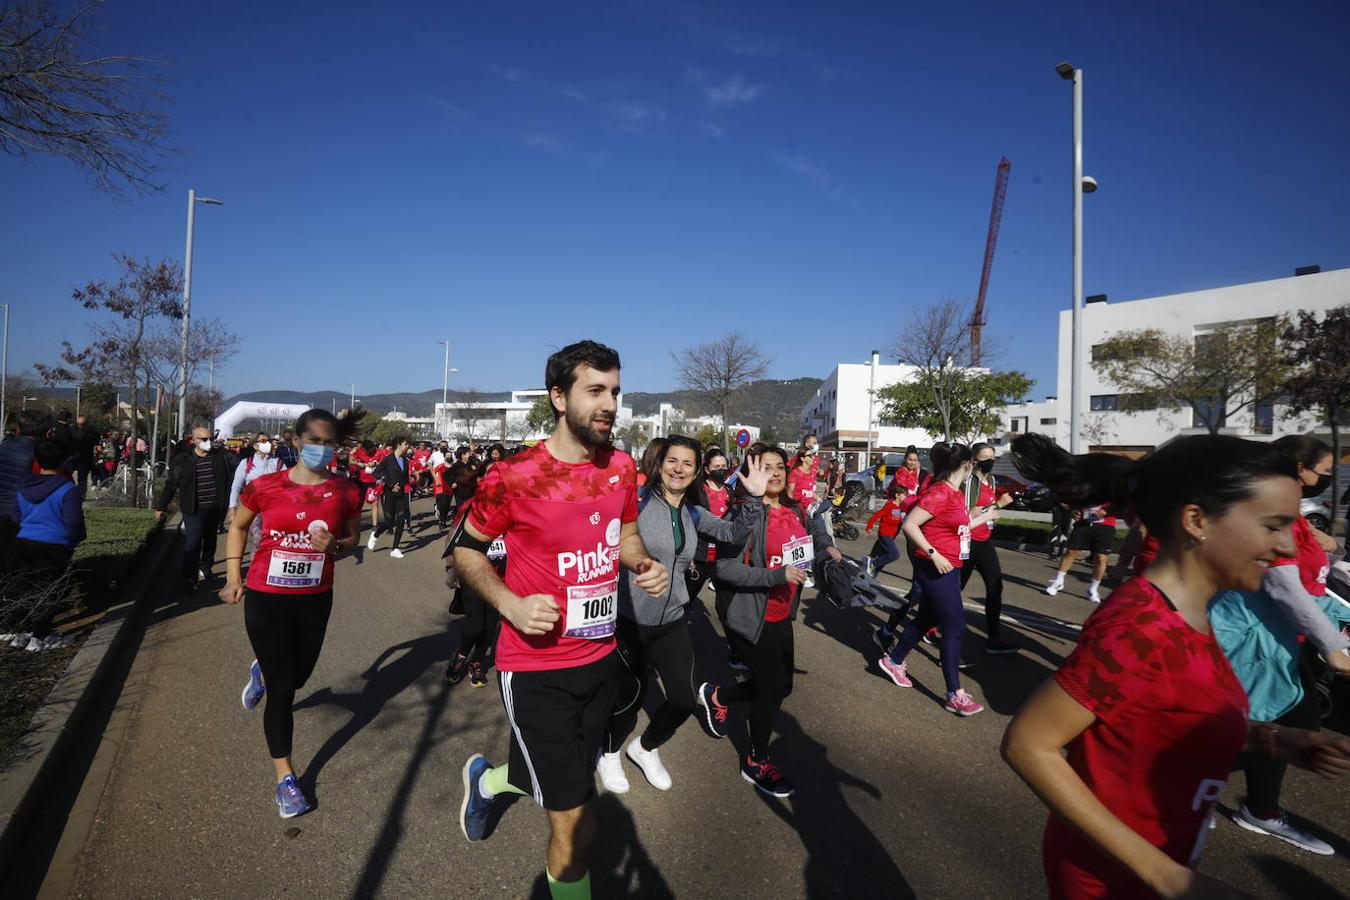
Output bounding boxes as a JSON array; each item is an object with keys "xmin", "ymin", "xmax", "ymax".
[
  {"xmin": 716, "ymin": 498, "xmax": 834, "ymax": 644},
  {"xmin": 619, "ymin": 488, "xmax": 760, "ymax": 627}
]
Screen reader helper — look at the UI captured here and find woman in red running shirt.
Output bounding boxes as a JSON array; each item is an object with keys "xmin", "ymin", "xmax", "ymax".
[
  {"xmin": 220, "ymin": 409, "xmax": 364, "ymax": 819},
  {"xmin": 1002, "ymin": 433, "xmax": 1350, "ymax": 899},
  {"xmin": 876, "ymin": 443, "xmax": 998, "ymax": 715}
]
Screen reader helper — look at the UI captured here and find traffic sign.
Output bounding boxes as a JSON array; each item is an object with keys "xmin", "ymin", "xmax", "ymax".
[{"xmin": 735, "ymin": 429, "xmax": 751, "ymax": 448}]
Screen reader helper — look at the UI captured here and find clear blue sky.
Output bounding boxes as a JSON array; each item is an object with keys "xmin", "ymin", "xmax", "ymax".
[{"xmin": 4, "ymin": 0, "xmax": 1347, "ymax": 403}]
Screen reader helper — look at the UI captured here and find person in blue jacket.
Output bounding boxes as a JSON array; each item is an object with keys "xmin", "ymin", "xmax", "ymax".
[{"xmin": 5, "ymin": 440, "xmax": 86, "ymax": 651}]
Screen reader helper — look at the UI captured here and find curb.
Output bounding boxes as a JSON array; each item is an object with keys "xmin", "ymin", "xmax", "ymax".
[{"xmin": 0, "ymin": 519, "xmax": 178, "ymax": 878}]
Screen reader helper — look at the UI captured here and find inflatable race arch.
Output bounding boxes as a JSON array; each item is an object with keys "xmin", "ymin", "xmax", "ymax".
[{"xmin": 214, "ymin": 401, "xmax": 313, "ymax": 440}]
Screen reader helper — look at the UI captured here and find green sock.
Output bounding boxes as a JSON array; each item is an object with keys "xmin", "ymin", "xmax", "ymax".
[
  {"xmin": 479, "ymin": 764, "xmax": 526, "ymax": 799},
  {"xmin": 546, "ymin": 869, "xmax": 590, "ymax": 900}
]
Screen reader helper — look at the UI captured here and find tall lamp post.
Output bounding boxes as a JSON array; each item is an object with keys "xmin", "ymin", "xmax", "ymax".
[
  {"xmin": 436, "ymin": 339, "xmax": 459, "ymax": 438},
  {"xmin": 177, "ymin": 189, "xmax": 223, "ymax": 437},
  {"xmin": 0, "ymin": 303, "xmax": 8, "ymax": 431},
  {"xmin": 1055, "ymin": 63, "xmax": 1097, "ymax": 453},
  {"xmin": 865, "ymin": 349, "xmax": 879, "ymax": 476}
]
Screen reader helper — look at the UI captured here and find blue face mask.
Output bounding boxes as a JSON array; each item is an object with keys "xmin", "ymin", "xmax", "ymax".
[{"xmin": 300, "ymin": 443, "xmax": 335, "ymax": 470}]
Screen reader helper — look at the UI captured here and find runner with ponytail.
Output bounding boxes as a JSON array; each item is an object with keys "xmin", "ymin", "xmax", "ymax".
[{"xmin": 1001, "ymin": 433, "xmax": 1350, "ymax": 899}]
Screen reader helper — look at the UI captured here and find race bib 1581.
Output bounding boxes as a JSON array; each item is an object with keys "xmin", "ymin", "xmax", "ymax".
[{"xmin": 266, "ymin": 550, "xmax": 325, "ymax": 588}]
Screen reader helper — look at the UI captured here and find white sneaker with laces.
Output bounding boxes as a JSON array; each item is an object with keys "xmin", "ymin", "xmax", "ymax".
[
  {"xmin": 596, "ymin": 751, "xmax": 629, "ymax": 794},
  {"xmin": 1233, "ymin": 805, "xmax": 1333, "ymax": 855},
  {"xmin": 626, "ymin": 739, "xmax": 672, "ymax": 791},
  {"xmin": 367, "ymin": 533, "xmax": 377, "ymax": 551},
  {"xmin": 1044, "ymin": 580, "xmax": 1062, "ymax": 596},
  {"xmin": 389, "ymin": 548, "xmax": 405, "ymax": 559},
  {"xmin": 1087, "ymin": 590, "xmax": 1102, "ymax": 604}
]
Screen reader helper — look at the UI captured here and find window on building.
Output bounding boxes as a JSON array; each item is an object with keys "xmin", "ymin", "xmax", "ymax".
[
  {"xmin": 1039, "ymin": 417, "xmax": 1057, "ymax": 425},
  {"xmin": 1010, "ymin": 419, "xmax": 1022, "ymax": 433},
  {"xmin": 1090, "ymin": 343, "xmax": 1121, "ymax": 362},
  {"xmin": 1192, "ymin": 397, "xmax": 1222, "ymax": 429},
  {"xmin": 1253, "ymin": 399, "xmax": 1274, "ymax": 435},
  {"xmin": 1090, "ymin": 395, "xmax": 1119, "ymax": 412}
]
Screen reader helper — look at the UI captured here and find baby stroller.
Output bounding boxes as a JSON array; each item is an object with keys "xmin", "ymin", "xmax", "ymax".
[
  {"xmin": 1312, "ymin": 568, "xmax": 1350, "ymax": 725},
  {"xmin": 829, "ymin": 481, "xmax": 870, "ymax": 542},
  {"xmin": 813, "ymin": 554, "xmax": 909, "ymax": 611}
]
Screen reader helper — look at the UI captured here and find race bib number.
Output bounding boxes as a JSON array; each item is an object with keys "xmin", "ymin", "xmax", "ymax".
[
  {"xmin": 959, "ymin": 524, "xmax": 971, "ymax": 561},
  {"xmin": 266, "ymin": 550, "xmax": 325, "ymax": 589},
  {"xmin": 784, "ymin": 534, "xmax": 814, "ymax": 571},
  {"xmin": 564, "ymin": 580, "xmax": 618, "ymax": 640},
  {"xmin": 487, "ymin": 537, "xmax": 507, "ymax": 562}
]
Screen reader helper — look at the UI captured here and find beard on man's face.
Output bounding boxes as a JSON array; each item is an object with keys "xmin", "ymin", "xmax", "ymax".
[{"xmin": 565, "ymin": 405, "xmax": 615, "ymax": 448}]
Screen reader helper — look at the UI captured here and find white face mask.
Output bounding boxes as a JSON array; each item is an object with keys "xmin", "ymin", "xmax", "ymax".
[
  {"xmin": 197, "ymin": 439, "xmax": 212, "ymax": 451},
  {"xmin": 256, "ymin": 442, "xmax": 272, "ymax": 455}
]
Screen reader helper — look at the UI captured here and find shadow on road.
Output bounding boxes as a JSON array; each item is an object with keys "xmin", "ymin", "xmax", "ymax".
[
  {"xmin": 292, "ymin": 628, "xmax": 453, "ymax": 807},
  {"xmin": 758, "ymin": 713, "xmax": 917, "ymax": 899},
  {"xmin": 524, "ymin": 793, "xmax": 677, "ymax": 899},
  {"xmin": 1248, "ymin": 853, "xmax": 1347, "ymax": 899}
]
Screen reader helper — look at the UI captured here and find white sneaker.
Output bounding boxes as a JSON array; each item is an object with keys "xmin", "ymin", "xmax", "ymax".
[
  {"xmin": 366, "ymin": 533, "xmax": 377, "ymax": 551},
  {"xmin": 1044, "ymin": 581, "xmax": 1062, "ymax": 596},
  {"xmin": 24, "ymin": 636, "xmax": 44, "ymax": 652},
  {"xmin": 40, "ymin": 634, "xmax": 74, "ymax": 651},
  {"xmin": 1233, "ymin": 805, "xmax": 1334, "ymax": 855},
  {"xmin": 389, "ymin": 548, "xmax": 405, "ymax": 559},
  {"xmin": 1087, "ymin": 590, "xmax": 1102, "ymax": 605},
  {"xmin": 198, "ymin": 568, "xmax": 208, "ymax": 582},
  {"xmin": 626, "ymin": 739, "xmax": 672, "ymax": 791},
  {"xmin": 596, "ymin": 751, "xmax": 629, "ymax": 794},
  {"xmin": 804, "ymin": 577, "xmax": 815, "ymax": 589},
  {"xmin": 11, "ymin": 632, "xmax": 33, "ymax": 649}
]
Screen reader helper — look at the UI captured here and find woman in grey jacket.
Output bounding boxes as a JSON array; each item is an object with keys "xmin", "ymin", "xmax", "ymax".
[
  {"xmin": 597, "ymin": 436, "xmax": 769, "ymax": 795},
  {"xmin": 696, "ymin": 443, "xmax": 841, "ymax": 798}
]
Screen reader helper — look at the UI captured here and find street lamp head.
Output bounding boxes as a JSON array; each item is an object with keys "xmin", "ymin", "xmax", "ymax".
[
  {"xmin": 196, "ymin": 197, "xmax": 224, "ymax": 206},
  {"xmin": 1055, "ymin": 62, "xmax": 1076, "ymax": 80},
  {"xmin": 1081, "ymin": 175, "xmax": 1098, "ymax": 193},
  {"xmin": 449, "ymin": 367, "xmax": 460, "ymax": 374}
]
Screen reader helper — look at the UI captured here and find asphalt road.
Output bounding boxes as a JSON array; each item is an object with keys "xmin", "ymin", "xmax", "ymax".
[{"xmin": 38, "ymin": 497, "xmax": 1350, "ymax": 898}]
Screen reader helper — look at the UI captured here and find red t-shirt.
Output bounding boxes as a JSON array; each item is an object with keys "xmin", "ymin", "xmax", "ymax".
[
  {"xmin": 788, "ymin": 467, "xmax": 816, "ymax": 506},
  {"xmin": 1272, "ymin": 515, "xmax": 1329, "ymax": 598},
  {"xmin": 432, "ymin": 462, "xmax": 450, "ymax": 496},
  {"xmin": 468, "ymin": 441, "xmax": 638, "ymax": 673},
  {"xmin": 1045, "ymin": 578, "xmax": 1249, "ymax": 898},
  {"xmin": 891, "ymin": 467, "xmax": 920, "ymax": 497},
  {"xmin": 704, "ymin": 482, "xmax": 730, "ymax": 562},
  {"xmin": 899, "ymin": 473, "xmax": 933, "ymax": 514},
  {"xmin": 241, "ymin": 471, "xmax": 362, "ymax": 595},
  {"xmin": 913, "ymin": 482, "xmax": 970, "ymax": 568},
  {"xmin": 970, "ymin": 479, "xmax": 996, "ymax": 542},
  {"xmin": 1080, "ymin": 505, "xmax": 1117, "ymax": 528},
  {"xmin": 763, "ymin": 504, "xmax": 809, "ymax": 622},
  {"xmin": 866, "ymin": 498, "xmax": 905, "ymax": 538}
]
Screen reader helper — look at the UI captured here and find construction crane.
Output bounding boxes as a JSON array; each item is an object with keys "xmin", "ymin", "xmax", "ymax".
[{"xmin": 970, "ymin": 156, "xmax": 1011, "ymax": 366}]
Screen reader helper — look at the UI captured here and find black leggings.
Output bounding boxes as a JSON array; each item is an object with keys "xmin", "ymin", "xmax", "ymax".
[
  {"xmin": 607, "ymin": 615, "xmax": 698, "ymax": 754},
  {"xmin": 457, "ymin": 587, "xmax": 500, "ymax": 666},
  {"xmin": 1234, "ymin": 654, "xmax": 1322, "ymax": 818},
  {"xmin": 959, "ymin": 539, "xmax": 1004, "ymax": 638},
  {"xmin": 435, "ymin": 493, "xmax": 452, "ymax": 526},
  {"xmin": 374, "ymin": 493, "xmax": 410, "ymax": 548},
  {"xmin": 685, "ymin": 559, "xmax": 715, "ymax": 600},
  {"xmin": 716, "ymin": 618, "xmax": 794, "ymax": 758},
  {"xmin": 244, "ymin": 589, "xmax": 333, "ymax": 759}
]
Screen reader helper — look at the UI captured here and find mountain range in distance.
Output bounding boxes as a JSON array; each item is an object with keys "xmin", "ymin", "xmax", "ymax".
[{"xmin": 221, "ymin": 377, "xmax": 822, "ymax": 437}]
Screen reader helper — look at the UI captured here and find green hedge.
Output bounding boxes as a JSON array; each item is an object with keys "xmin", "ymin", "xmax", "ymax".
[{"xmin": 72, "ymin": 507, "xmax": 159, "ymax": 609}]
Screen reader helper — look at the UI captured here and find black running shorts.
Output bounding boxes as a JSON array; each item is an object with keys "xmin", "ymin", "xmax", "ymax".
[
  {"xmin": 1068, "ymin": 522, "xmax": 1116, "ymax": 556},
  {"xmin": 498, "ymin": 651, "xmax": 617, "ymax": 811}
]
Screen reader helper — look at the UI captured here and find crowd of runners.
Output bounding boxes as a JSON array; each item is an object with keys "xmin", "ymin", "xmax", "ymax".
[{"xmin": 211, "ymin": 338, "xmax": 1350, "ymax": 899}]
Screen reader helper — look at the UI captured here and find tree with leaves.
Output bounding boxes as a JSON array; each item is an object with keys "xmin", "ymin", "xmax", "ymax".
[
  {"xmin": 672, "ymin": 331, "xmax": 772, "ymax": 453},
  {"xmin": 1, "ymin": 0, "xmax": 172, "ymax": 197},
  {"xmin": 525, "ymin": 395, "xmax": 554, "ymax": 437},
  {"xmin": 1282, "ymin": 304, "xmax": 1350, "ymax": 510},
  {"xmin": 1089, "ymin": 318, "xmax": 1289, "ymax": 435},
  {"xmin": 883, "ymin": 296, "xmax": 1030, "ymax": 442},
  {"xmin": 37, "ymin": 255, "xmax": 182, "ymax": 505}
]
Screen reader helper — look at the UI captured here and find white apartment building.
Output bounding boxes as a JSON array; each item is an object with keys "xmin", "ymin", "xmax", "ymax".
[
  {"xmin": 1040, "ymin": 266, "xmax": 1347, "ymax": 452},
  {"xmin": 995, "ymin": 397, "xmax": 1061, "ymax": 449},
  {"xmin": 434, "ymin": 390, "xmax": 634, "ymax": 443},
  {"xmin": 626, "ymin": 402, "xmax": 760, "ymax": 443},
  {"xmin": 800, "ymin": 361, "xmax": 950, "ymax": 461}
]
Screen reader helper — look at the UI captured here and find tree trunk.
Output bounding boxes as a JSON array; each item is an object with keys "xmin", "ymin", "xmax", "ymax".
[
  {"xmin": 722, "ymin": 395, "xmax": 730, "ymax": 454},
  {"xmin": 1330, "ymin": 405, "xmax": 1341, "ymax": 531},
  {"xmin": 128, "ymin": 368, "xmax": 139, "ymax": 508}
]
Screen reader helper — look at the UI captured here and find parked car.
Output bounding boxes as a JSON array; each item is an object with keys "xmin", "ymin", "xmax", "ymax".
[
  {"xmin": 992, "ymin": 474, "xmax": 1029, "ymax": 505},
  {"xmin": 1303, "ymin": 494, "xmax": 1335, "ymax": 533},
  {"xmin": 1013, "ymin": 482, "xmax": 1056, "ymax": 513}
]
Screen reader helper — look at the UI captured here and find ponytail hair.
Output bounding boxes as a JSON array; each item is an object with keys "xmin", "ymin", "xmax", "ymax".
[
  {"xmin": 1271, "ymin": 434, "xmax": 1331, "ymax": 470},
  {"xmin": 928, "ymin": 442, "xmax": 972, "ymax": 483},
  {"xmin": 295, "ymin": 408, "xmax": 365, "ymax": 444},
  {"xmin": 1011, "ymin": 432, "xmax": 1296, "ymax": 542}
]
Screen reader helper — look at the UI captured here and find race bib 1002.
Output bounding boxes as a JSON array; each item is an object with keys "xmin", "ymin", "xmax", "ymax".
[
  {"xmin": 266, "ymin": 550, "xmax": 325, "ymax": 589},
  {"xmin": 564, "ymin": 580, "xmax": 618, "ymax": 640}
]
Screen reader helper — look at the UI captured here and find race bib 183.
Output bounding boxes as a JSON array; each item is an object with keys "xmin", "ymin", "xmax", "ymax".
[{"xmin": 783, "ymin": 534, "xmax": 814, "ymax": 571}]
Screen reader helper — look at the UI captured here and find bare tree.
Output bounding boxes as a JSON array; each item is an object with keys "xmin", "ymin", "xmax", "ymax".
[
  {"xmin": 36, "ymin": 255, "xmax": 182, "ymax": 505},
  {"xmin": 448, "ymin": 388, "xmax": 488, "ymax": 444},
  {"xmin": 672, "ymin": 332, "xmax": 772, "ymax": 452},
  {"xmin": 887, "ymin": 296, "xmax": 982, "ymax": 441},
  {"xmin": 143, "ymin": 315, "xmax": 241, "ymax": 427},
  {"xmin": 0, "ymin": 0, "xmax": 172, "ymax": 197}
]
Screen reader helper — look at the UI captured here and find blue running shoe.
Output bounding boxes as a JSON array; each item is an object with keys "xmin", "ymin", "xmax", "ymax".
[
  {"xmin": 275, "ymin": 774, "xmax": 310, "ymax": 818},
  {"xmin": 241, "ymin": 659, "xmax": 266, "ymax": 710},
  {"xmin": 460, "ymin": 754, "xmax": 495, "ymax": 842}
]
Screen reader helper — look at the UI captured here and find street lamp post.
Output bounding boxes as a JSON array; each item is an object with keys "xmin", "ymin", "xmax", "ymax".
[
  {"xmin": 865, "ymin": 350, "xmax": 879, "ymax": 474},
  {"xmin": 436, "ymin": 340, "xmax": 459, "ymax": 438},
  {"xmin": 0, "ymin": 303, "xmax": 8, "ymax": 431},
  {"xmin": 1056, "ymin": 63, "xmax": 1096, "ymax": 454},
  {"xmin": 177, "ymin": 189, "xmax": 223, "ymax": 438}
]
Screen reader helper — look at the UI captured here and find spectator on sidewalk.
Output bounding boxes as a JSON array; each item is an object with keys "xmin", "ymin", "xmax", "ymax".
[
  {"xmin": 156, "ymin": 426, "xmax": 232, "ymax": 591},
  {"xmin": 6, "ymin": 440, "xmax": 85, "ymax": 651},
  {"xmin": 0, "ymin": 410, "xmax": 51, "ymax": 574},
  {"xmin": 71, "ymin": 414, "xmax": 100, "ymax": 496}
]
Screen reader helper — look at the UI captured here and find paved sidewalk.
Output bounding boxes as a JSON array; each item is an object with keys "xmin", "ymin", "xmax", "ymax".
[{"xmin": 44, "ymin": 498, "xmax": 1350, "ymax": 898}]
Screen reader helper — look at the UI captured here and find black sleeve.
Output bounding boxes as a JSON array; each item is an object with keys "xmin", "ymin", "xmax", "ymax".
[{"xmin": 156, "ymin": 456, "xmax": 180, "ymax": 511}]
